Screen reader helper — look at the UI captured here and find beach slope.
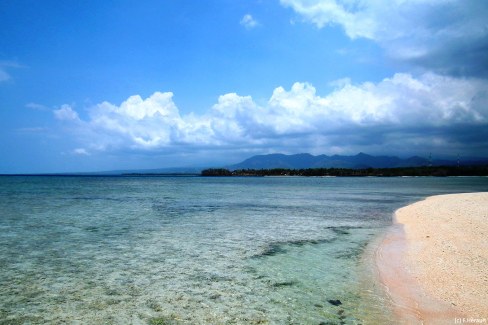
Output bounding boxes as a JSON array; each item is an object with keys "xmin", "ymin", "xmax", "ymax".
[{"xmin": 377, "ymin": 192, "xmax": 488, "ymax": 324}]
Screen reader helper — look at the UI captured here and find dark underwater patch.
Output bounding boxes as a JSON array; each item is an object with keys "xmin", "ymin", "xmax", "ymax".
[
  {"xmin": 251, "ymin": 237, "xmax": 336, "ymax": 258},
  {"xmin": 334, "ymin": 241, "xmax": 368, "ymax": 259},
  {"xmin": 270, "ymin": 280, "xmax": 298, "ymax": 288},
  {"xmin": 327, "ymin": 299, "xmax": 342, "ymax": 306}
]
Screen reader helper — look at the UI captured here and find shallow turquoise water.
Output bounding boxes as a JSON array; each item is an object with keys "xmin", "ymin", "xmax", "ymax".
[{"xmin": 0, "ymin": 176, "xmax": 487, "ymax": 324}]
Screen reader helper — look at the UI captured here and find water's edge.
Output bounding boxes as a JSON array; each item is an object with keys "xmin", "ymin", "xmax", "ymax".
[{"xmin": 371, "ymin": 198, "xmax": 468, "ymax": 325}]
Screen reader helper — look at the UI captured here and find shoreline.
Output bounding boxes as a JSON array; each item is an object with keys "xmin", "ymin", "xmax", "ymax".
[{"xmin": 375, "ymin": 193, "xmax": 488, "ymax": 324}]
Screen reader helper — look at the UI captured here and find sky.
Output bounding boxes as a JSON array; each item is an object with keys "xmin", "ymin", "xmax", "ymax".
[{"xmin": 1, "ymin": 0, "xmax": 487, "ymax": 173}]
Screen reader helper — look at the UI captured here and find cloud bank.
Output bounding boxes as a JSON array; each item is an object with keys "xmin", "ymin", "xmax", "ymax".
[
  {"xmin": 280, "ymin": 0, "xmax": 488, "ymax": 77},
  {"xmin": 56, "ymin": 73, "xmax": 488, "ymax": 158}
]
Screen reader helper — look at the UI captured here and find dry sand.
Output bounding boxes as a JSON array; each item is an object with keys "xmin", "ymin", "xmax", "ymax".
[{"xmin": 376, "ymin": 192, "xmax": 488, "ymax": 324}]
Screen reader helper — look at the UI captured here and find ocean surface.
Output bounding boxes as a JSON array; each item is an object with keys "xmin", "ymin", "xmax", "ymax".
[{"xmin": 0, "ymin": 176, "xmax": 487, "ymax": 324}]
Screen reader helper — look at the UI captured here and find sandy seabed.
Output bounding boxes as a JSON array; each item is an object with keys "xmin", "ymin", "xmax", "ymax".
[{"xmin": 376, "ymin": 192, "xmax": 488, "ymax": 324}]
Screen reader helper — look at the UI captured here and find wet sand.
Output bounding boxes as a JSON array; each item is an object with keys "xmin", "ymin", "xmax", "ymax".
[{"xmin": 376, "ymin": 193, "xmax": 488, "ymax": 324}]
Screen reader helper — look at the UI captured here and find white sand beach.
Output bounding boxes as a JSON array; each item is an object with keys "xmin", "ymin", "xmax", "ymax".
[{"xmin": 376, "ymin": 193, "xmax": 488, "ymax": 324}]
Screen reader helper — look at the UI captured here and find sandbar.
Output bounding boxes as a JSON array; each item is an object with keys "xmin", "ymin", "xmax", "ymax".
[{"xmin": 376, "ymin": 192, "xmax": 488, "ymax": 324}]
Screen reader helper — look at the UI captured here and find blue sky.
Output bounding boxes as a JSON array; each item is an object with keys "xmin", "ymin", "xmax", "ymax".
[{"xmin": 1, "ymin": 0, "xmax": 487, "ymax": 173}]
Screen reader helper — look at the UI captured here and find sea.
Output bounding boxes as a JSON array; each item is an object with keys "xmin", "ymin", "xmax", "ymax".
[{"xmin": 0, "ymin": 175, "xmax": 487, "ymax": 324}]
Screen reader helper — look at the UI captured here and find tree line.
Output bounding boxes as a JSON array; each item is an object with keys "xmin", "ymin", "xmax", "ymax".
[{"xmin": 201, "ymin": 165, "xmax": 488, "ymax": 177}]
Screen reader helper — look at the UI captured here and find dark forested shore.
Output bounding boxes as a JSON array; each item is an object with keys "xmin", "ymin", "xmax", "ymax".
[{"xmin": 201, "ymin": 165, "xmax": 488, "ymax": 177}]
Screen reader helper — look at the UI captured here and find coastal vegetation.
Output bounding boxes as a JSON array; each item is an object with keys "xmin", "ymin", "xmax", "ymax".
[{"xmin": 201, "ymin": 165, "xmax": 488, "ymax": 177}]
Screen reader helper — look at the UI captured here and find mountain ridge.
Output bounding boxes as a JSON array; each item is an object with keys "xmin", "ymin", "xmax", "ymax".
[{"xmin": 226, "ymin": 152, "xmax": 486, "ymax": 170}]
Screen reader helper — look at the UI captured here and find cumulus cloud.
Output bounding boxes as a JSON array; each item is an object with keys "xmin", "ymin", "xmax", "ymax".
[
  {"xmin": 55, "ymin": 73, "xmax": 488, "ymax": 157},
  {"xmin": 240, "ymin": 14, "xmax": 259, "ymax": 29},
  {"xmin": 53, "ymin": 105, "xmax": 79, "ymax": 121},
  {"xmin": 280, "ymin": 0, "xmax": 488, "ymax": 77}
]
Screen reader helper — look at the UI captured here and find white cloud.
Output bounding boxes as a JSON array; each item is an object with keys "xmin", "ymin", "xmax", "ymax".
[
  {"xmin": 88, "ymin": 92, "xmax": 183, "ymax": 149},
  {"xmin": 73, "ymin": 148, "xmax": 90, "ymax": 156},
  {"xmin": 53, "ymin": 105, "xmax": 80, "ymax": 121},
  {"xmin": 0, "ymin": 60, "xmax": 24, "ymax": 83},
  {"xmin": 280, "ymin": 0, "xmax": 484, "ymax": 42},
  {"xmin": 280, "ymin": 0, "xmax": 488, "ymax": 76},
  {"xmin": 280, "ymin": 0, "xmax": 376, "ymax": 39},
  {"xmin": 26, "ymin": 102, "xmax": 48, "ymax": 110},
  {"xmin": 240, "ymin": 14, "xmax": 259, "ymax": 29},
  {"xmin": 55, "ymin": 73, "xmax": 488, "ymax": 156}
]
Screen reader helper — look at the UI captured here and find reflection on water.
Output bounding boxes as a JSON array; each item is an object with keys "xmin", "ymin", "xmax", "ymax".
[{"xmin": 0, "ymin": 176, "xmax": 486, "ymax": 324}]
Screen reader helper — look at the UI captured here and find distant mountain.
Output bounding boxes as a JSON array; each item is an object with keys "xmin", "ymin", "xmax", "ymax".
[
  {"xmin": 64, "ymin": 167, "xmax": 203, "ymax": 176},
  {"xmin": 227, "ymin": 153, "xmax": 486, "ymax": 170}
]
